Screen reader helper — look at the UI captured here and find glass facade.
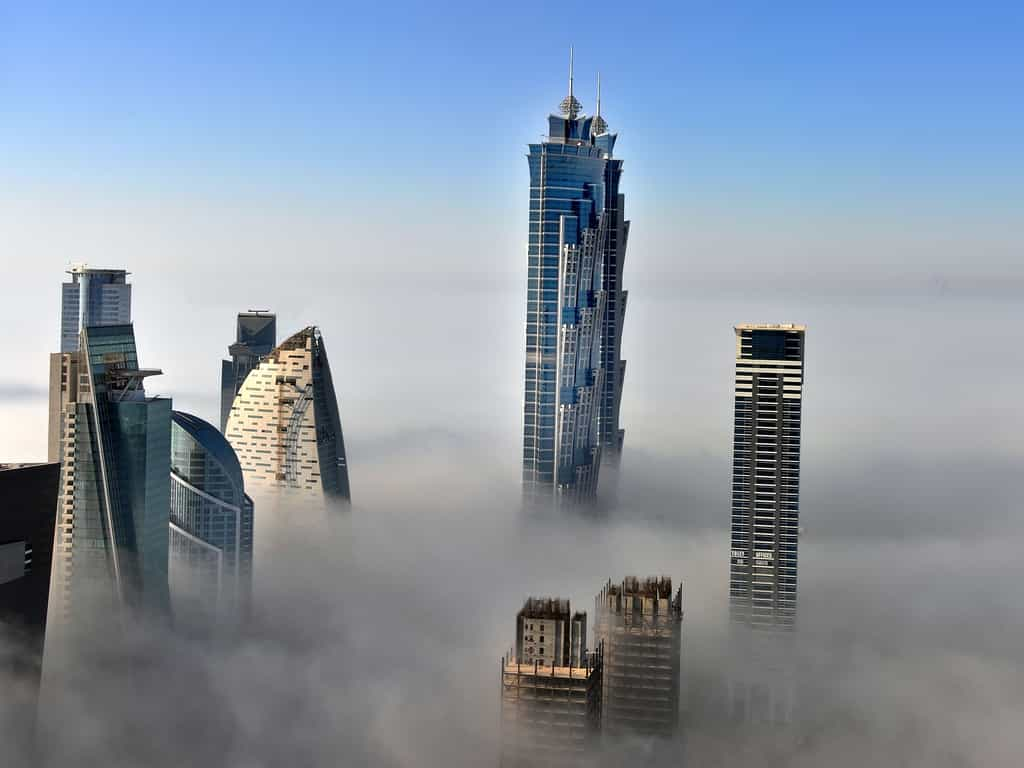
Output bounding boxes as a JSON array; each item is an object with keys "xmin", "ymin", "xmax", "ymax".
[
  {"xmin": 522, "ymin": 78, "xmax": 629, "ymax": 506},
  {"xmin": 219, "ymin": 312, "xmax": 276, "ymax": 432},
  {"xmin": 169, "ymin": 411, "xmax": 253, "ymax": 628},
  {"xmin": 46, "ymin": 323, "xmax": 171, "ymax": 640},
  {"xmin": 59, "ymin": 266, "xmax": 132, "ymax": 353}
]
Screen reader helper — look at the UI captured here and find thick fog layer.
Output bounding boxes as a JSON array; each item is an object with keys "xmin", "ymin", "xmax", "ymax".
[{"xmin": 2, "ymin": 400, "xmax": 1022, "ymax": 766}]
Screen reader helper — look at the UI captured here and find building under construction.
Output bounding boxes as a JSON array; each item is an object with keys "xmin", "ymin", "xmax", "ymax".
[
  {"xmin": 500, "ymin": 598, "xmax": 603, "ymax": 767},
  {"xmin": 594, "ymin": 576, "xmax": 683, "ymax": 737}
]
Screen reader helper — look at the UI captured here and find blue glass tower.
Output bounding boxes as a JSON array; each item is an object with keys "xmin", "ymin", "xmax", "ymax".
[
  {"xmin": 169, "ymin": 411, "xmax": 254, "ymax": 629},
  {"xmin": 45, "ymin": 324, "xmax": 171, "ymax": 634},
  {"xmin": 522, "ymin": 54, "xmax": 629, "ymax": 506}
]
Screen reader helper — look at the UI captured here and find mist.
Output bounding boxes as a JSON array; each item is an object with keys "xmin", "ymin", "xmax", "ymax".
[{"xmin": 2, "ymin": 395, "xmax": 1022, "ymax": 766}]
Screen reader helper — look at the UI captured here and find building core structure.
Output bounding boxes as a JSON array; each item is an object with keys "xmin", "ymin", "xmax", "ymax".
[
  {"xmin": 522, "ymin": 52, "xmax": 630, "ymax": 507},
  {"xmin": 169, "ymin": 411, "xmax": 254, "ymax": 629},
  {"xmin": 220, "ymin": 311, "xmax": 276, "ymax": 432},
  {"xmin": 224, "ymin": 326, "xmax": 350, "ymax": 502},
  {"xmin": 501, "ymin": 597, "xmax": 602, "ymax": 767},
  {"xmin": 728, "ymin": 323, "xmax": 806, "ymax": 723},
  {"xmin": 594, "ymin": 576, "xmax": 683, "ymax": 737}
]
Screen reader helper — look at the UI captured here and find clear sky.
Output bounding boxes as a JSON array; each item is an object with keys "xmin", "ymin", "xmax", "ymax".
[
  {"xmin": 3, "ymin": 1, "xmax": 1022, "ymax": 207},
  {"xmin": 1, "ymin": 1, "xmax": 1022, "ymax": 464}
]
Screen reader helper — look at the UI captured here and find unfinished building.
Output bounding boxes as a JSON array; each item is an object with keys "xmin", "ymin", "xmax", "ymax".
[
  {"xmin": 594, "ymin": 576, "xmax": 683, "ymax": 737},
  {"xmin": 500, "ymin": 597, "xmax": 603, "ymax": 767}
]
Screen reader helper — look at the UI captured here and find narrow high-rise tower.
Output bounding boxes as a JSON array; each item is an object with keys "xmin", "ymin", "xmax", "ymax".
[
  {"xmin": 220, "ymin": 311, "xmax": 276, "ymax": 432},
  {"xmin": 728, "ymin": 325, "xmax": 805, "ymax": 630},
  {"xmin": 727, "ymin": 324, "xmax": 805, "ymax": 724},
  {"xmin": 49, "ymin": 266, "xmax": 133, "ymax": 461},
  {"xmin": 522, "ymin": 53, "xmax": 630, "ymax": 506}
]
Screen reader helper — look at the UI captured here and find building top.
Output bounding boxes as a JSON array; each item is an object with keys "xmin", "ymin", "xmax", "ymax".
[
  {"xmin": 66, "ymin": 264, "xmax": 130, "ymax": 278},
  {"xmin": 171, "ymin": 411, "xmax": 244, "ymax": 483},
  {"xmin": 734, "ymin": 323, "xmax": 806, "ymax": 332},
  {"xmin": 518, "ymin": 597, "xmax": 572, "ymax": 621}
]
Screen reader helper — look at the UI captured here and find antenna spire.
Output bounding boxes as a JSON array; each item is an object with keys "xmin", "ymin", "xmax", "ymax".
[
  {"xmin": 592, "ymin": 72, "xmax": 608, "ymax": 135},
  {"xmin": 559, "ymin": 47, "xmax": 582, "ymax": 119}
]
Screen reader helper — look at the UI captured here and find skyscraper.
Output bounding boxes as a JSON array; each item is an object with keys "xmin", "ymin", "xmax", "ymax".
[
  {"xmin": 0, "ymin": 463, "xmax": 59, "ymax": 688},
  {"xmin": 729, "ymin": 325, "xmax": 805, "ymax": 630},
  {"xmin": 594, "ymin": 577, "xmax": 683, "ymax": 737},
  {"xmin": 45, "ymin": 324, "xmax": 172, "ymax": 639},
  {"xmin": 522, "ymin": 52, "xmax": 630, "ymax": 506},
  {"xmin": 501, "ymin": 597, "xmax": 603, "ymax": 767},
  {"xmin": 59, "ymin": 265, "xmax": 132, "ymax": 353},
  {"xmin": 50, "ymin": 266, "xmax": 133, "ymax": 462},
  {"xmin": 220, "ymin": 311, "xmax": 276, "ymax": 432},
  {"xmin": 224, "ymin": 326, "xmax": 351, "ymax": 502},
  {"xmin": 727, "ymin": 324, "xmax": 805, "ymax": 724},
  {"xmin": 168, "ymin": 411, "xmax": 254, "ymax": 629}
]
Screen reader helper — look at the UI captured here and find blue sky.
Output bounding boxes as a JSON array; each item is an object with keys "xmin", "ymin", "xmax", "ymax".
[{"xmin": 2, "ymin": 0, "xmax": 1022, "ymax": 209}]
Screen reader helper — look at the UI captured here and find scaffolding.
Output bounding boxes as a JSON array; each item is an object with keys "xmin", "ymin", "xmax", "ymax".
[
  {"xmin": 499, "ymin": 645, "xmax": 603, "ymax": 768},
  {"xmin": 594, "ymin": 576, "xmax": 683, "ymax": 738}
]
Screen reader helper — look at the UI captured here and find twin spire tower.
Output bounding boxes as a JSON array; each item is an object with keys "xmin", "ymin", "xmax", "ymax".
[{"xmin": 521, "ymin": 50, "xmax": 630, "ymax": 507}]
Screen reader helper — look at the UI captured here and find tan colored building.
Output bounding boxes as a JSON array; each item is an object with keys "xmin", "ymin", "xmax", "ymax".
[
  {"xmin": 501, "ymin": 597, "xmax": 602, "ymax": 767},
  {"xmin": 224, "ymin": 326, "xmax": 350, "ymax": 502}
]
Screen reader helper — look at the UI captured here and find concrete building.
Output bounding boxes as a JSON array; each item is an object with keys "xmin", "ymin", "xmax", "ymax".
[
  {"xmin": 0, "ymin": 463, "xmax": 59, "ymax": 688},
  {"xmin": 729, "ymin": 324, "xmax": 805, "ymax": 630},
  {"xmin": 224, "ymin": 326, "xmax": 351, "ymax": 502},
  {"xmin": 521, "ymin": 53, "xmax": 630, "ymax": 507},
  {"xmin": 727, "ymin": 324, "xmax": 806, "ymax": 724},
  {"xmin": 594, "ymin": 576, "xmax": 683, "ymax": 737},
  {"xmin": 501, "ymin": 597, "xmax": 602, "ymax": 767},
  {"xmin": 169, "ymin": 411, "xmax": 254, "ymax": 630},
  {"xmin": 219, "ymin": 311, "xmax": 276, "ymax": 432}
]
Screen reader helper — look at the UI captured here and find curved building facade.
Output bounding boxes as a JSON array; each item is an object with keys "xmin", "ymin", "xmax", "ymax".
[
  {"xmin": 169, "ymin": 411, "xmax": 253, "ymax": 627},
  {"xmin": 224, "ymin": 326, "xmax": 351, "ymax": 502}
]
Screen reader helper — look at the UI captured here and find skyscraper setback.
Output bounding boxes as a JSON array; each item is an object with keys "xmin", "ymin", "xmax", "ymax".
[
  {"xmin": 728, "ymin": 324, "xmax": 806, "ymax": 631},
  {"xmin": 50, "ymin": 266, "xmax": 133, "ymax": 462},
  {"xmin": 522, "ymin": 54, "xmax": 630, "ymax": 506},
  {"xmin": 59, "ymin": 265, "xmax": 132, "ymax": 353},
  {"xmin": 220, "ymin": 311, "xmax": 276, "ymax": 432},
  {"xmin": 45, "ymin": 324, "xmax": 172, "ymax": 639}
]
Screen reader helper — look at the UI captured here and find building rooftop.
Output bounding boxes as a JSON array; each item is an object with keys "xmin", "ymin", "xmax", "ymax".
[
  {"xmin": 734, "ymin": 323, "xmax": 806, "ymax": 332},
  {"xmin": 518, "ymin": 597, "xmax": 571, "ymax": 621}
]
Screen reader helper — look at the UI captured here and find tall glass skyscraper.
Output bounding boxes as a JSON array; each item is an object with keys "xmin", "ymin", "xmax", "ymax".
[
  {"xmin": 225, "ymin": 326, "xmax": 351, "ymax": 502},
  {"xmin": 169, "ymin": 411, "xmax": 253, "ymax": 629},
  {"xmin": 219, "ymin": 311, "xmax": 276, "ymax": 432},
  {"xmin": 50, "ymin": 266, "xmax": 133, "ymax": 461},
  {"xmin": 59, "ymin": 265, "xmax": 132, "ymax": 353},
  {"xmin": 522, "ymin": 55, "xmax": 630, "ymax": 506},
  {"xmin": 45, "ymin": 324, "xmax": 172, "ymax": 641}
]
